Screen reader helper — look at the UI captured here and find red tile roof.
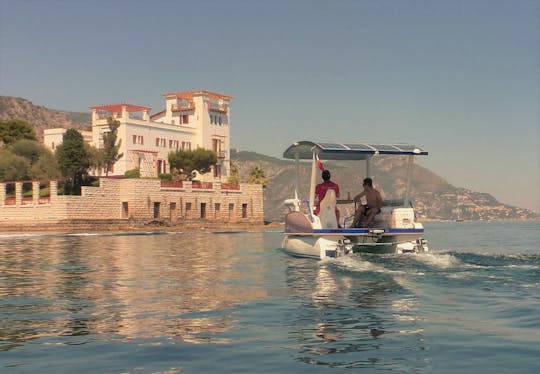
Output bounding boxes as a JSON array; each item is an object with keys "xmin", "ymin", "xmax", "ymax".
[
  {"xmin": 90, "ymin": 103, "xmax": 151, "ymax": 113},
  {"xmin": 162, "ymin": 90, "xmax": 234, "ymax": 101}
]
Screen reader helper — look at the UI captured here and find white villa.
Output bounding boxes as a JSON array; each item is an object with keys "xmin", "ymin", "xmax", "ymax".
[
  {"xmin": 44, "ymin": 90, "xmax": 233, "ymax": 181},
  {"xmin": 2, "ymin": 90, "xmax": 265, "ymax": 227}
]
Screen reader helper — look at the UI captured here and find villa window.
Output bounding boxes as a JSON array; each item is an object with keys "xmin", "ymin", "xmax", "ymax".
[
  {"xmin": 153, "ymin": 202, "xmax": 160, "ymax": 219},
  {"xmin": 242, "ymin": 204, "xmax": 248, "ymax": 218},
  {"xmin": 228, "ymin": 203, "xmax": 234, "ymax": 220}
]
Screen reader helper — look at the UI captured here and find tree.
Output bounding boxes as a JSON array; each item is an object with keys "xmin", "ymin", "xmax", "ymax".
[
  {"xmin": 30, "ymin": 152, "xmax": 61, "ymax": 180},
  {"xmin": 0, "ymin": 150, "xmax": 30, "ymax": 181},
  {"xmin": 86, "ymin": 143, "xmax": 106, "ymax": 176},
  {"xmin": 0, "ymin": 119, "xmax": 37, "ymax": 146},
  {"xmin": 55, "ymin": 129, "xmax": 90, "ymax": 194},
  {"xmin": 168, "ymin": 148, "xmax": 217, "ymax": 180},
  {"xmin": 0, "ymin": 139, "xmax": 60, "ymax": 181},
  {"xmin": 227, "ymin": 161, "xmax": 240, "ymax": 184},
  {"xmin": 9, "ymin": 139, "xmax": 49, "ymax": 164},
  {"xmin": 102, "ymin": 117, "xmax": 123, "ymax": 176},
  {"xmin": 247, "ymin": 166, "xmax": 268, "ymax": 185}
]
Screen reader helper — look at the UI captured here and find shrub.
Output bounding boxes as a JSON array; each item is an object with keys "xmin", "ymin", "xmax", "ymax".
[
  {"xmin": 158, "ymin": 173, "xmax": 172, "ymax": 181},
  {"xmin": 125, "ymin": 168, "xmax": 141, "ymax": 178}
]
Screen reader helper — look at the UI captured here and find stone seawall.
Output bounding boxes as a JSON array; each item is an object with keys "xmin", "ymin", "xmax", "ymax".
[{"xmin": 0, "ymin": 178, "xmax": 264, "ymax": 227}]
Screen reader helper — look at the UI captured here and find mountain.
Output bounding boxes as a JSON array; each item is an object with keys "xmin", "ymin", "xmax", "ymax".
[
  {"xmin": 0, "ymin": 96, "xmax": 90, "ymax": 140},
  {"xmin": 1, "ymin": 95, "xmax": 537, "ymax": 222}
]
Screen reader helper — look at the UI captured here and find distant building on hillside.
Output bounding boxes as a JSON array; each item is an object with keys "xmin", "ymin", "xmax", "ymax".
[{"xmin": 44, "ymin": 90, "xmax": 233, "ymax": 181}]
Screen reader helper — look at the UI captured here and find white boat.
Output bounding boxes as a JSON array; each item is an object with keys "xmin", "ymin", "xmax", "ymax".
[{"xmin": 281, "ymin": 141, "xmax": 429, "ymax": 259}]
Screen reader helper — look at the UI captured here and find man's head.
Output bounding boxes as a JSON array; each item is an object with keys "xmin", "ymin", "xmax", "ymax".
[
  {"xmin": 322, "ymin": 170, "xmax": 331, "ymax": 182},
  {"xmin": 363, "ymin": 177, "xmax": 373, "ymax": 187}
]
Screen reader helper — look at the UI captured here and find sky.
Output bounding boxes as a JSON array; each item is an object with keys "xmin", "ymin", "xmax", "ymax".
[{"xmin": 1, "ymin": 0, "xmax": 538, "ymax": 212}]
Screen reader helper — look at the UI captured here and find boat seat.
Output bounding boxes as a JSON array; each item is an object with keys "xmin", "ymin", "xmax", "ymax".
[
  {"xmin": 285, "ymin": 211, "xmax": 314, "ymax": 233},
  {"xmin": 318, "ymin": 189, "xmax": 338, "ymax": 229}
]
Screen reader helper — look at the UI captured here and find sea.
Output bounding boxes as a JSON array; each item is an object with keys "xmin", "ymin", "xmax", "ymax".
[{"xmin": 0, "ymin": 220, "xmax": 539, "ymax": 373}]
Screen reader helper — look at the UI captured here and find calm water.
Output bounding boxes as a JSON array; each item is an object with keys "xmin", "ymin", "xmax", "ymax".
[{"xmin": 1, "ymin": 221, "xmax": 539, "ymax": 373}]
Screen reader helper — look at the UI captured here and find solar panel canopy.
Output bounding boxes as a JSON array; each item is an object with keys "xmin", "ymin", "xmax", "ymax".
[{"xmin": 283, "ymin": 141, "xmax": 428, "ymax": 160}]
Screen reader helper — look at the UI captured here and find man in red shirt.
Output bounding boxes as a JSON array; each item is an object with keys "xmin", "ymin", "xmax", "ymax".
[{"xmin": 314, "ymin": 170, "xmax": 340, "ymax": 224}]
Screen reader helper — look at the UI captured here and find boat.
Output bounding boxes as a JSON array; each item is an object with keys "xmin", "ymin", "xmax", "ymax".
[{"xmin": 281, "ymin": 141, "xmax": 429, "ymax": 259}]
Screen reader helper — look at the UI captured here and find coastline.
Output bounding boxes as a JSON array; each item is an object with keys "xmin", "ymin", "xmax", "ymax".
[
  {"xmin": 0, "ymin": 220, "xmax": 283, "ymax": 235},
  {"xmin": 1, "ymin": 219, "xmax": 536, "ymax": 236}
]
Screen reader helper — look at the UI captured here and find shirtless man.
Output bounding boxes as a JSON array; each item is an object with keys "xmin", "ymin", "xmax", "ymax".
[{"xmin": 352, "ymin": 177, "xmax": 383, "ymax": 227}]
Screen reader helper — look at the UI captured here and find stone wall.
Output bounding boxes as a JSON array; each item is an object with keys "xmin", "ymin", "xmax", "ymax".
[{"xmin": 0, "ymin": 179, "xmax": 264, "ymax": 227}]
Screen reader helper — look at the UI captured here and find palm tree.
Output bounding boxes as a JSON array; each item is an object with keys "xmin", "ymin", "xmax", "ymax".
[{"xmin": 247, "ymin": 166, "xmax": 268, "ymax": 185}]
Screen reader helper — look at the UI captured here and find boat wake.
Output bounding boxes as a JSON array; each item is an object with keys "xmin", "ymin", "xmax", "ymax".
[{"xmin": 323, "ymin": 255, "xmax": 409, "ymax": 275}]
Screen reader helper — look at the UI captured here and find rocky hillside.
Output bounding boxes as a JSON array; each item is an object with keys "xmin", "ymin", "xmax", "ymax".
[
  {"xmin": 231, "ymin": 150, "xmax": 538, "ymax": 222},
  {"xmin": 0, "ymin": 96, "xmax": 90, "ymax": 140},
  {"xmin": 1, "ymin": 95, "xmax": 536, "ymax": 222}
]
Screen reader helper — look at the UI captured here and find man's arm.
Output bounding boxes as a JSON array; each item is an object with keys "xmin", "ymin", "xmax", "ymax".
[
  {"xmin": 354, "ymin": 190, "xmax": 365, "ymax": 201},
  {"xmin": 376, "ymin": 191, "xmax": 383, "ymax": 208}
]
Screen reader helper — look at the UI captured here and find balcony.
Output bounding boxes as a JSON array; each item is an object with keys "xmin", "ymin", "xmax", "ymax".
[
  {"xmin": 208, "ymin": 103, "xmax": 228, "ymax": 113},
  {"xmin": 172, "ymin": 102, "xmax": 195, "ymax": 112}
]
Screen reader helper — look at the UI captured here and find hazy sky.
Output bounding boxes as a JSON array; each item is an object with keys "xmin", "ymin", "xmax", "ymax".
[{"xmin": 1, "ymin": 0, "xmax": 538, "ymax": 211}]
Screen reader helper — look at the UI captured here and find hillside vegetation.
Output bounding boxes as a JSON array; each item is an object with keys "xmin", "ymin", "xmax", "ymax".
[{"xmin": 0, "ymin": 96, "xmax": 90, "ymax": 140}]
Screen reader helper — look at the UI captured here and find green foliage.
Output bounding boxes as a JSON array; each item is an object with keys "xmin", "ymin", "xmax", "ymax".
[
  {"xmin": 8, "ymin": 139, "xmax": 47, "ymax": 163},
  {"xmin": 247, "ymin": 165, "xmax": 269, "ymax": 185},
  {"xmin": 102, "ymin": 117, "xmax": 123, "ymax": 176},
  {"xmin": 125, "ymin": 168, "xmax": 141, "ymax": 178},
  {"xmin": 158, "ymin": 173, "xmax": 172, "ymax": 181},
  {"xmin": 168, "ymin": 148, "xmax": 217, "ymax": 180},
  {"xmin": 86, "ymin": 144, "xmax": 106, "ymax": 175},
  {"xmin": 0, "ymin": 119, "xmax": 37, "ymax": 146},
  {"xmin": 30, "ymin": 152, "xmax": 61, "ymax": 180},
  {"xmin": 55, "ymin": 129, "xmax": 90, "ymax": 194},
  {"xmin": 0, "ymin": 150, "xmax": 31, "ymax": 181},
  {"xmin": 227, "ymin": 161, "xmax": 240, "ymax": 184},
  {"xmin": 0, "ymin": 139, "xmax": 60, "ymax": 181}
]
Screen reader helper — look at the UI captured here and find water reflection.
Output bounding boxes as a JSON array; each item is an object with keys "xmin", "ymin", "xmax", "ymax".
[
  {"xmin": 0, "ymin": 232, "xmax": 268, "ymax": 349},
  {"xmin": 285, "ymin": 255, "xmax": 429, "ymax": 370}
]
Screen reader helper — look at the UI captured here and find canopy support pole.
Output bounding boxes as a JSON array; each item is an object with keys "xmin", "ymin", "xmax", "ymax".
[
  {"xmin": 309, "ymin": 150, "xmax": 318, "ymax": 219},
  {"xmin": 294, "ymin": 151, "xmax": 300, "ymax": 211},
  {"xmin": 404, "ymin": 155, "xmax": 414, "ymax": 206}
]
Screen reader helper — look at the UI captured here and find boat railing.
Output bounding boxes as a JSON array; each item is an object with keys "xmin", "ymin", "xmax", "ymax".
[{"xmin": 383, "ymin": 199, "xmax": 405, "ymax": 207}]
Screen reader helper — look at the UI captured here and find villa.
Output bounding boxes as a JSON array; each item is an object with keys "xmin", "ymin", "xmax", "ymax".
[
  {"xmin": 44, "ymin": 90, "xmax": 233, "ymax": 180},
  {"xmin": 0, "ymin": 91, "xmax": 264, "ymax": 228}
]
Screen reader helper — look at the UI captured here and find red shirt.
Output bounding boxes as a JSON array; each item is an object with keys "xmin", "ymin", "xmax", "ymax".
[{"xmin": 314, "ymin": 181, "xmax": 340, "ymax": 215}]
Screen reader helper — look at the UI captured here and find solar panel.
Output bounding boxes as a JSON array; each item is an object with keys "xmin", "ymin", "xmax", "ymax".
[
  {"xmin": 343, "ymin": 143, "xmax": 375, "ymax": 151},
  {"xmin": 316, "ymin": 142, "xmax": 348, "ymax": 150},
  {"xmin": 283, "ymin": 141, "xmax": 428, "ymax": 159},
  {"xmin": 368, "ymin": 144, "xmax": 400, "ymax": 152}
]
